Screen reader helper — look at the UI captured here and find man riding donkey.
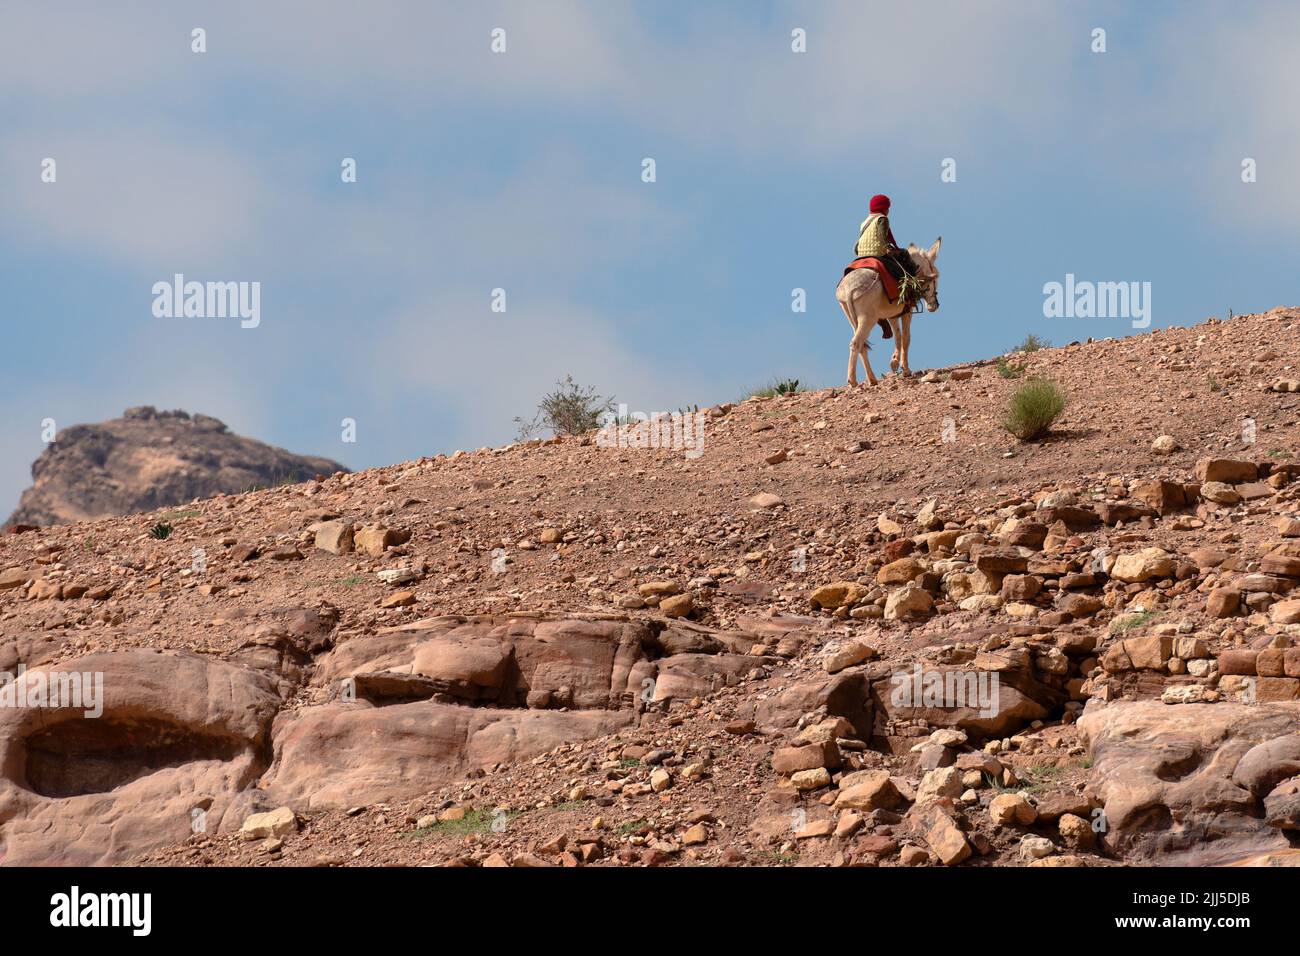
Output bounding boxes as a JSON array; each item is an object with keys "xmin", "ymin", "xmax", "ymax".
[
  {"xmin": 836, "ymin": 194, "xmax": 942, "ymax": 386},
  {"xmin": 853, "ymin": 194, "xmax": 921, "ymax": 300}
]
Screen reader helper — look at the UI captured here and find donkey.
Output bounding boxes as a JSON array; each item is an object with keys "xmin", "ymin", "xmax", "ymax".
[{"xmin": 836, "ymin": 238, "xmax": 941, "ymax": 386}]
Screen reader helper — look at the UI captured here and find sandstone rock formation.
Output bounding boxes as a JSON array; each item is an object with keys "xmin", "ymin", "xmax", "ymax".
[
  {"xmin": 1078, "ymin": 700, "xmax": 1300, "ymax": 864},
  {"xmin": 6, "ymin": 406, "xmax": 348, "ymax": 527},
  {"xmin": 0, "ymin": 650, "xmax": 280, "ymax": 865}
]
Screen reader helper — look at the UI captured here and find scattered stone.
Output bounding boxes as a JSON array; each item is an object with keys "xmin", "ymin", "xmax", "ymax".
[
  {"xmin": 659, "ymin": 593, "xmax": 694, "ymax": 619},
  {"xmin": 824, "ymin": 641, "xmax": 876, "ymax": 673},
  {"xmin": 924, "ymin": 812, "xmax": 971, "ymax": 866},
  {"xmin": 790, "ymin": 768, "xmax": 832, "ymax": 791},
  {"xmin": 989, "ymin": 792, "xmax": 1038, "ymax": 827},
  {"xmin": 314, "ymin": 520, "xmax": 355, "ymax": 554},
  {"xmin": 241, "ymin": 807, "xmax": 297, "ymax": 842},
  {"xmin": 885, "ymin": 583, "xmax": 933, "ymax": 621},
  {"xmin": 809, "ymin": 581, "xmax": 868, "ymax": 610}
]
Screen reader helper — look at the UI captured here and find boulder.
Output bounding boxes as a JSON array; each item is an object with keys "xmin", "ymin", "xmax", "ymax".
[
  {"xmin": 1077, "ymin": 700, "xmax": 1300, "ymax": 863},
  {"xmin": 263, "ymin": 701, "xmax": 633, "ymax": 809},
  {"xmin": 884, "ymin": 583, "xmax": 933, "ymax": 621},
  {"xmin": 1110, "ymin": 548, "xmax": 1173, "ymax": 583},
  {"xmin": 1195, "ymin": 458, "xmax": 1257, "ymax": 484},
  {"xmin": 810, "ymin": 582, "xmax": 868, "ymax": 610},
  {"xmin": 313, "ymin": 520, "xmax": 354, "ymax": 554},
  {"xmin": 241, "ymin": 806, "xmax": 297, "ymax": 841},
  {"xmin": 0, "ymin": 650, "xmax": 281, "ymax": 865},
  {"xmin": 873, "ymin": 661, "xmax": 1054, "ymax": 739}
]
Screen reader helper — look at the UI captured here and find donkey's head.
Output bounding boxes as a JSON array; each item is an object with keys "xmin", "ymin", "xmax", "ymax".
[{"xmin": 908, "ymin": 237, "xmax": 942, "ymax": 312}]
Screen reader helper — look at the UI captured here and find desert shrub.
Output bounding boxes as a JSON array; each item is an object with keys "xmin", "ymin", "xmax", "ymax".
[
  {"xmin": 1002, "ymin": 377, "xmax": 1067, "ymax": 441},
  {"xmin": 407, "ymin": 809, "xmax": 512, "ymax": 839},
  {"xmin": 1016, "ymin": 333, "xmax": 1050, "ymax": 353},
  {"xmin": 515, "ymin": 375, "xmax": 615, "ymax": 439},
  {"xmin": 149, "ymin": 521, "xmax": 173, "ymax": 540},
  {"xmin": 744, "ymin": 377, "xmax": 802, "ymax": 400},
  {"xmin": 995, "ymin": 357, "xmax": 1026, "ymax": 379},
  {"xmin": 1110, "ymin": 610, "xmax": 1157, "ymax": 633}
]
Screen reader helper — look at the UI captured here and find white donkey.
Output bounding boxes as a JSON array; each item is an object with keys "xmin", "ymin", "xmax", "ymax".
[{"xmin": 836, "ymin": 238, "xmax": 941, "ymax": 385}]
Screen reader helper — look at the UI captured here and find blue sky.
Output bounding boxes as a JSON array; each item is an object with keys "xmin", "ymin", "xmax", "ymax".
[{"xmin": 2, "ymin": 1, "xmax": 1298, "ymax": 517}]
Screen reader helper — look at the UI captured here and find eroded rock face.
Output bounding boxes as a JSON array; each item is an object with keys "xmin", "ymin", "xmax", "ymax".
[
  {"xmin": 262, "ymin": 616, "xmax": 777, "ymax": 809},
  {"xmin": 316, "ymin": 616, "xmax": 773, "ymax": 711},
  {"xmin": 871, "ymin": 656, "xmax": 1058, "ymax": 740},
  {"xmin": 0, "ymin": 650, "xmax": 281, "ymax": 865},
  {"xmin": 6, "ymin": 406, "xmax": 348, "ymax": 527},
  {"xmin": 202, "ymin": 615, "xmax": 780, "ymax": 810},
  {"xmin": 261, "ymin": 702, "xmax": 634, "ymax": 809},
  {"xmin": 752, "ymin": 672, "xmax": 874, "ymax": 738},
  {"xmin": 20, "ymin": 615, "xmax": 769, "ymax": 819},
  {"xmin": 317, "ymin": 617, "xmax": 651, "ymax": 709},
  {"xmin": 1078, "ymin": 700, "xmax": 1300, "ymax": 864}
]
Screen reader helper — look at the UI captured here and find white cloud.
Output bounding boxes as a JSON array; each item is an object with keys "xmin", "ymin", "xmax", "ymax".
[
  {"xmin": 1143, "ymin": 2, "xmax": 1300, "ymax": 227},
  {"xmin": 0, "ymin": 1, "xmax": 1083, "ymax": 161},
  {"xmin": 0, "ymin": 131, "xmax": 267, "ymax": 269},
  {"xmin": 0, "ymin": 3, "xmax": 179, "ymax": 98}
]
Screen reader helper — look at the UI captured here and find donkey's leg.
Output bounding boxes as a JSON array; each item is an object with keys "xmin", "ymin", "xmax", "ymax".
[
  {"xmin": 889, "ymin": 309, "xmax": 901, "ymax": 371},
  {"xmin": 839, "ymin": 299, "xmax": 860, "ymax": 386},
  {"xmin": 852, "ymin": 321, "xmax": 877, "ymax": 386},
  {"xmin": 899, "ymin": 313, "xmax": 913, "ymax": 376},
  {"xmin": 851, "ymin": 301, "xmax": 878, "ymax": 386},
  {"xmin": 887, "ymin": 315, "xmax": 903, "ymax": 373},
  {"xmin": 842, "ymin": 321, "xmax": 873, "ymax": 390}
]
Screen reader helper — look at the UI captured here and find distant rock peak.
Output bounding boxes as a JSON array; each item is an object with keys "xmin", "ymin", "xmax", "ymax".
[{"xmin": 6, "ymin": 410, "xmax": 348, "ymax": 527}]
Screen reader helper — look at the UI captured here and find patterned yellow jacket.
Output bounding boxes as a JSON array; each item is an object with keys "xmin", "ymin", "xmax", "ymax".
[{"xmin": 855, "ymin": 213, "xmax": 895, "ymax": 258}]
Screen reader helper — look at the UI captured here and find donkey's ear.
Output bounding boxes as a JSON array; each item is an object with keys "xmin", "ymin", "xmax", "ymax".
[{"xmin": 929, "ymin": 236, "xmax": 942, "ymax": 259}]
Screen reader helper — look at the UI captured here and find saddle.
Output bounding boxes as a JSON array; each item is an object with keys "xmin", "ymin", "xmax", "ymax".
[
  {"xmin": 842, "ymin": 253, "xmax": 922, "ymax": 337},
  {"xmin": 844, "ymin": 257, "xmax": 902, "ymax": 301}
]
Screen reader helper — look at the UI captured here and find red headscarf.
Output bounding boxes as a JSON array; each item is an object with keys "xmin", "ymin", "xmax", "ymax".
[{"xmin": 869, "ymin": 194, "xmax": 891, "ymax": 214}]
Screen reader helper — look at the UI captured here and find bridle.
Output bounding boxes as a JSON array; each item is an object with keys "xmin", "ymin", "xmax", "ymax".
[{"xmin": 912, "ymin": 257, "xmax": 939, "ymax": 313}]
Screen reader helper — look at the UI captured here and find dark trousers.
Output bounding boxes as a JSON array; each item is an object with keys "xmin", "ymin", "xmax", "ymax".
[{"xmin": 874, "ymin": 251, "xmax": 918, "ymax": 283}]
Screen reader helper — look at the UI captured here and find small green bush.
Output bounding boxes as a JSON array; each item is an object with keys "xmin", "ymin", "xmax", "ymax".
[
  {"xmin": 1016, "ymin": 333, "xmax": 1050, "ymax": 353},
  {"xmin": 995, "ymin": 357, "xmax": 1026, "ymax": 379},
  {"xmin": 743, "ymin": 377, "xmax": 802, "ymax": 400},
  {"xmin": 407, "ymin": 809, "xmax": 508, "ymax": 839},
  {"xmin": 515, "ymin": 375, "xmax": 616, "ymax": 439},
  {"xmin": 1002, "ymin": 377, "xmax": 1067, "ymax": 441}
]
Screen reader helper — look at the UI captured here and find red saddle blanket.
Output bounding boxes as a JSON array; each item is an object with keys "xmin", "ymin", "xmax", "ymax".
[{"xmin": 844, "ymin": 257, "xmax": 900, "ymax": 302}]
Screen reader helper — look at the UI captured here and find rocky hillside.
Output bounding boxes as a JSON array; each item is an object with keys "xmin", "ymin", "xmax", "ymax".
[
  {"xmin": 1, "ymin": 308, "xmax": 1300, "ymax": 868},
  {"xmin": 5, "ymin": 406, "xmax": 349, "ymax": 527}
]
